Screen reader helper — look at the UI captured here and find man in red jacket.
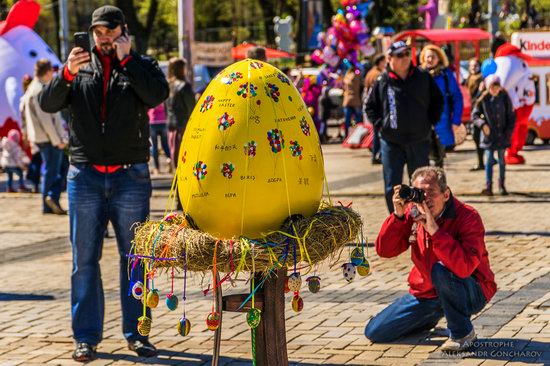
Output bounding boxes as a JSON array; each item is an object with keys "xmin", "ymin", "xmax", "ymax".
[{"xmin": 365, "ymin": 166, "xmax": 496, "ymax": 352}]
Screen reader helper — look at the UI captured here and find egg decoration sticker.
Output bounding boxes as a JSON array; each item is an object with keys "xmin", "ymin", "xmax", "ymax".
[
  {"xmin": 289, "ymin": 140, "xmax": 303, "ymax": 160},
  {"xmin": 221, "ymin": 71, "xmax": 243, "ymax": 85},
  {"xmin": 217, "ymin": 112, "xmax": 236, "ymax": 144},
  {"xmin": 193, "ymin": 161, "xmax": 208, "ymax": 181},
  {"xmin": 267, "ymin": 128, "xmax": 284, "ymax": 154},
  {"xmin": 244, "ymin": 141, "xmax": 257, "ymax": 157},
  {"xmin": 220, "ymin": 162, "xmax": 235, "ymax": 179},
  {"xmin": 300, "ymin": 116, "xmax": 311, "ymax": 136},
  {"xmin": 177, "ymin": 59, "xmax": 324, "ymax": 239},
  {"xmin": 200, "ymin": 95, "xmax": 214, "ymax": 112}
]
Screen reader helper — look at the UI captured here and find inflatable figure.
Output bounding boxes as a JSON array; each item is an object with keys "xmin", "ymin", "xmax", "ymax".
[
  {"xmin": 418, "ymin": 0, "xmax": 438, "ymax": 29},
  {"xmin": 0, "ymin": 0, "xmax": 61, "ymax": 138},
  {"xmin": 493, "ymin": 43, "xmax": 536, "ymax": 164},
  {"xmin": 274, "ymin": 16, "xmax": 294, "ymax": 53}
]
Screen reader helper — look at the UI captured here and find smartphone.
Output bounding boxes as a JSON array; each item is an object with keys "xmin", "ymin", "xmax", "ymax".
[{"xmin": 73, "ymin": 32, "xmax": 91, "ymax": 54}]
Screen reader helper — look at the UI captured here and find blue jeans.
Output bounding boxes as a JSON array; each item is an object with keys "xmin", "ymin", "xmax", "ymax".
[
  {"xmin": 484, "ymin": 149, "xmax": 505, "ymax": 185},
  {"xmin": 68, "ymin": 163, "xmax": 152, "ymax": 345},
  {"xmin": 26, "ymin": 152, "xmax": 42, "ymax": 188},
  {"xmin": 371, "ymin": 129, "xmax": 381, "ymax": 162},
  {"xmin": 344, "ymin": 106, "xmax": 362, "ymax": 136},
  {"xmin": 5, "ymin": 167, "xmax": 24, "ymax": 189},
  {"xmin": 38, "ymin": 143, "xmax": 63, "ymax": 213},
  {"xmin": 365, "ymin": 263, "xmax": 486, "ymax": 342},
  {"xmin": 380, "ymin": 138, "xmax": 430, "ymax": 213},
  {"xmin": 150, "ymin": 124, "xmax": 171, "ymax": 170}
]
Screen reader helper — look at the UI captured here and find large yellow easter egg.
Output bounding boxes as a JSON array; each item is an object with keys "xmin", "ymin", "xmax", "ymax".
[{"xmin": 177, "ymin": 59, "xmax": 324, "ymax": 239}]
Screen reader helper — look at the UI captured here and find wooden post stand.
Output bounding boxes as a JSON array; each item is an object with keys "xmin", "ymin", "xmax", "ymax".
[{"xmin": 212, "ymin": 268, "xmax": 288, "ymax": 366}]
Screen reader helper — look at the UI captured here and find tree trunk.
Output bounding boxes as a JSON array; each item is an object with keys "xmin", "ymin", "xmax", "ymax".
[
  {"xmin": 115, "ymin": 0, "xmax": 159, "ymax": 54},
  {"xmin": 468, "ymin": 0, "xmax": 481, "ymax": 27},
  {"xmin": 51, "ymin": 0, "xmax": 61, "ymax": 60},
  {"xmin": 322, "ymin": 0, "xmax": 334, "ymax": 29},
  {"xmin": 259, "ymin": 0, "xmax": 277, "ymax": 47},
  {"xmin": 0, "ymin": 0, "xmax": 9, "ymax": 20}
]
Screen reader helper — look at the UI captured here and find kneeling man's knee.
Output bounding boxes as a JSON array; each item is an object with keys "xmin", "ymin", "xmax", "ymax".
[{"xmin": 365, "ymin": 318, "xmax": 391, "ymax": 343}]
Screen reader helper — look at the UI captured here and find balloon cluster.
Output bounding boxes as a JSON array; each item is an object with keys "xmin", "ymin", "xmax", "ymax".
[
  {"xmin": 218, "ymin": 112, "xmax": 235, "ymax": 131},
  {"xmin": 193, "ymin": 161, "xmax": 208, "ymax": 180},
  {"xmin": 267, "ymin": 129, "xmax": 285, "ymax": 153},
  {"xmin": 220, "ymin": 162, "xmax": 235, "ymax": 179},
  {"xmin": 311, "ymin": 0, "xmax": 375, "ymax": 72},
  {"xmin": 243, "ymin": 140, "xmax": 257, "ymax": 157}
]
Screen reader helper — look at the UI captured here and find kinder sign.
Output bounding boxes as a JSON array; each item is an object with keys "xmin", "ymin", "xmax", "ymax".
[{"xmin": 512, "ymin": 32, "xmax": 550, "ymax": 58}]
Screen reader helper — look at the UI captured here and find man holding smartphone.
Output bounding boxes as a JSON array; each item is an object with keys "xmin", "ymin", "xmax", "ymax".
[
  {"xmin": 365, "ymin": 167, "xmax": 497, "ymax": 352},
  {"xmin": 38, "ymin": 5, "xmax": 168, "ymax": 362}
]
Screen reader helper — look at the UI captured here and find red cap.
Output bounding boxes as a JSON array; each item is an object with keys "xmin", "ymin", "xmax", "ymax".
[{"xmin": 495, "ymin": 43, "xmax": 533, "ymax": 61}]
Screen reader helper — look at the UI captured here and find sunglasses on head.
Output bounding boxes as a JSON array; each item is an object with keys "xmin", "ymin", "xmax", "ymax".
[{"xmin": 394, "ymin": 51, "xmax": 411, "ymax": 59}]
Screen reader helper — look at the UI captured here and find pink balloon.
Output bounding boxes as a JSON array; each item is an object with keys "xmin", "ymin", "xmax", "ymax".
[
  {"xmin": 349, "ymin": 19, "xmax": 362, "ymax": 34},
  {"xmin": 316, "ymin": 31, "xmax": 326, "ymax": 47},
  {"xmin": 327, "ymin": 54, "xmax": 340, "ymax": 68},
  {"xmin": 345, "ymin": 12, "xmax": 355, "ymax": 22},
  {"xmin": 360, "ymin": 44, "xmax": 376, "ymax": 57},
  {"xmin": 311, "ymin": 49, "xmax": 324, "ymax": 64},
  {"xmin": 323, "ymin": 45, "xmax": 335, "ymax": 58}
]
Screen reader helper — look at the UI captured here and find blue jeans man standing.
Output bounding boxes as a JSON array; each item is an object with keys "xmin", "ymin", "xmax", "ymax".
[
  {"xmin": 38, "ymin": 5, "xmax": 169, "ymax": 361},
  {"xmin": 380, "ymin": 138, "xmax": 430, "ymax": 212},
  {"xmin": 68, "ymin": 163, "xmax": 152, "ymax": 347}
]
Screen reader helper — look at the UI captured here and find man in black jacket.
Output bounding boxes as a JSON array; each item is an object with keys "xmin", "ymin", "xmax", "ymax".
[
  {"xmin": 38, "ymin": 6, "xmax": 168, "ymax": 362},
  {"xmin": 365, "ymin": 41, "xmax": 443, "ymax": 213}
]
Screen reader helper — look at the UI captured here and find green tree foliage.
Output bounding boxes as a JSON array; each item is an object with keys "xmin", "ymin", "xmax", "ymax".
[{"xmin": 2, "ymin": 0, "xmax": 548, "ymax": 61}]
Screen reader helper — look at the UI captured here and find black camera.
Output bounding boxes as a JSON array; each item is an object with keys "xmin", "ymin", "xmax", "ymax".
[{"xmin": 399, "ymin": 185, "xmax": 425, "ymax": 203}]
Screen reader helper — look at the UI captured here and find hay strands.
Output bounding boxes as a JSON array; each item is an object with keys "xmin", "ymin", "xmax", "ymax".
[{"xmin": 132, "ymin": 204, "xmax": 363, "ymax": 274}]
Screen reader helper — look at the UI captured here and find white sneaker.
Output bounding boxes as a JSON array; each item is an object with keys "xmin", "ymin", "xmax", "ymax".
[{"xmin": 440, "ymin": 329, "xmax": 477, "ymax": 352}]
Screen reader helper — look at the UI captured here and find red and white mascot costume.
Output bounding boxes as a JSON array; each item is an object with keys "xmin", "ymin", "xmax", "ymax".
[
  {"xmin": 0, "ymin": 0, "xmax": 61, "ymax": 140},
  {"xmin": 493, "ymin": 43, "xmax": 536, "ymax": 164}
]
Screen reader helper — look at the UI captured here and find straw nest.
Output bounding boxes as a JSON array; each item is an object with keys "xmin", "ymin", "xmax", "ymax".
[{"xmin": 132, "ymin": 205, "xmax": 362, "ymax": 273}]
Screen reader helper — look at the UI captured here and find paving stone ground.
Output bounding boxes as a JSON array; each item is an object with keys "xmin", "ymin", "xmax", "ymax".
[{"xmin": 0, "ymin": 139, "xmax": 549, "ymax": 365}]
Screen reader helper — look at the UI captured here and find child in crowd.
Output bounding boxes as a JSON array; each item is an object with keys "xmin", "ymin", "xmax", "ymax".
[
  {"xmin": 1, "ymin": 129, "xmax": 31, "ymax": 192},
  {"xmin": 471, "ymin": 75, "xmax": 516, "ymax": 196}
]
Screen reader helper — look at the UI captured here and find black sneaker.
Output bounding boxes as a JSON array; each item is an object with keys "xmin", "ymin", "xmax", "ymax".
[
  {"xmin": 128, "ymin": 339, "xmax": 158, "ymax": 357},
  {"xmin": 72, "ymin": 342, "xmax": 97, "ymax": 362}
]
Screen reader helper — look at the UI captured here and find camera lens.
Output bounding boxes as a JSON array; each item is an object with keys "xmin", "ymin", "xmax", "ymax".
[
  {"xmin": 398, "ymin": 185, "xmax": 425, "ymax": 203},
  {"xmin": 399, "ymin": 185, "xmax": 413, "ymax": 201}
]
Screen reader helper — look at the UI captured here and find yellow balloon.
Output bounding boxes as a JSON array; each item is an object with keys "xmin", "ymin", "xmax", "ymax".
[{"xmin": 177, "ymin": 60, "xmax": 324, "ymax": 239}]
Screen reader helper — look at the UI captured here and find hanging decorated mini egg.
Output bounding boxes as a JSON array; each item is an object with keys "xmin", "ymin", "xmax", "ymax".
[
  {"xmin": 131, "ymin": 281, "xmax": 144, "ymax": 300},
  {"xmin": 206, "ymin": 312, "xmax": 221, "ymax": 331},
  {"xmin": 284, "ymin": 276, "xmax": 290, "ymax": 294},
  {"xmin": 306, "ymin": 276, "xmax": 321, "ymax": 293},
  {"xmin": 246, "ymin": 308, "xmax": 262, "ymax": 329},
  {"xmin": 291, "ymin": 295, "xmax": 304, "ymax": 312},
  {"xmin": 166, "ymin": 293, "xmax": 179, "ymax": 311},
  {"xmin": 342, "ymin": 263, "xmax": 356, "ymax": 283},
  {"xmin": 357, "ymin": 259, "xmax": 371, "ymax": 277},
  {"xmin": 146, "ymin": 289, "xmax": 160, "ymax": 308},
  {"xmin": 350, "ymin": 247, "xmax": 365, "ymax": 266},
  {"xmin": 137, "ymin": 316, "xmax": 152, "ymax": 336},
  {"xmin": 287, "ymin": 272, "xmax": 302, "ymax": 292},
  {"xmin": 177, "ymin": 317, "xmax": 191, "ymax": 336},
  {"xmin": 163, "ymin": 212, "xmax": 178, "ymax": 221}
]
